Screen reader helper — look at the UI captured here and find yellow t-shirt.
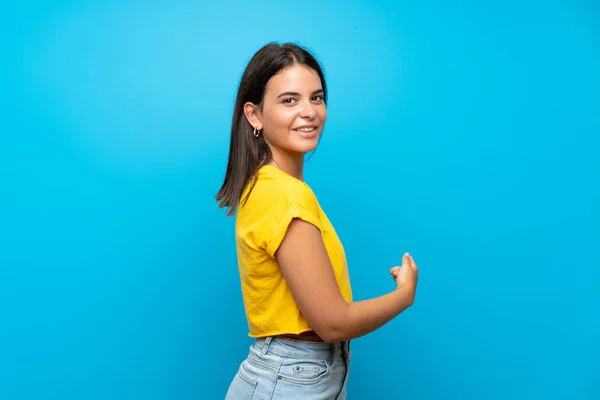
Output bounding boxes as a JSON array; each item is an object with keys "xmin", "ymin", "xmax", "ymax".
[{"xmin": 235, "ymin": 164, "xmax": 353, "ymax": 338}]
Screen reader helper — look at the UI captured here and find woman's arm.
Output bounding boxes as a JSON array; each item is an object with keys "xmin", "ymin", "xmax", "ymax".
[{"xmin": 276, "ymin": 218, "xmax": 418, "ymax": 343}]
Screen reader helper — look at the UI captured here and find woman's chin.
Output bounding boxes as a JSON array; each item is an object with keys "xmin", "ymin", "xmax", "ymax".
[
  {"xmin": 279, "ymin": 137, "xmax": 320, "ymax": 155},
  {"xmin": 296, "ymin": 141, "xmax": 319, "ymax": 154}
]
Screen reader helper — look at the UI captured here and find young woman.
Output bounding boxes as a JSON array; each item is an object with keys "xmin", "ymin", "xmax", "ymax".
[{"xmin": 216, "ymin": 42, "xmax": 419, "ymax": 399}]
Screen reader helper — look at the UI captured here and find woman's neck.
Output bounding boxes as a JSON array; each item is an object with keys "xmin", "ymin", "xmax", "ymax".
[{"xmin": 268, "ymin": 153, "xmax": 305, "ymax": 182}]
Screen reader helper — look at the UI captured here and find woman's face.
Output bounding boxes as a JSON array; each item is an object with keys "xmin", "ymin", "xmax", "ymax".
[{"xmin": 247, "ymin": 64, "xmax": 327, "ymax": 157}]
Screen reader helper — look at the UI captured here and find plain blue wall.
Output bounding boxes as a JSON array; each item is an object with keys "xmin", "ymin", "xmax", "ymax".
[{"xmin": 1, "ymin": 1, "xmax": 599, "ymax": 399}]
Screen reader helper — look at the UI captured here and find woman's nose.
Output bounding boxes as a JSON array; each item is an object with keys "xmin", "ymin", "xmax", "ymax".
[{"xmin": 299, "ymin": 103, "xmax": 316, "ymax": 119}]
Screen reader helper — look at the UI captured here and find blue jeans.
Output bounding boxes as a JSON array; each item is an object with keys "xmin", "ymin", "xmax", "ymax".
[{"xmin": 225, "ymin": 336, "xmax": 351, "ymax": 399}]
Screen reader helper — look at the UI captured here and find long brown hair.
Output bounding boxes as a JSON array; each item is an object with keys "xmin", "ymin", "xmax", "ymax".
[{"xmin": 215, "ymin": 42, "xmax": 328, "ymax": 216}]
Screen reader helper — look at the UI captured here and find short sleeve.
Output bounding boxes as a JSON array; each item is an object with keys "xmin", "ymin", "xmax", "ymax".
[{"xmin": 265, "ymin": 199, "xmax": 321, "ymax": 258}]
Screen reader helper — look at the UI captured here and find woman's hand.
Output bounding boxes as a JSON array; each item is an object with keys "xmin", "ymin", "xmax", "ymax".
[{"xmin": 390, "ymin": 252, "xmax": 419, "ymax": 296}]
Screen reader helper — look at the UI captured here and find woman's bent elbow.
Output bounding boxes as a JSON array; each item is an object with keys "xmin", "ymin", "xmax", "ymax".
[
  {"xmin": 316, "ymin": 317, "xmax": 350, "ymax": 343},
  {"xmin": 310, "ymin": 303, "xmax": 351, "ymax": 343},
  {"xmin": 320, "ymin": 327, "xmax": 348, "ymax": 343}
]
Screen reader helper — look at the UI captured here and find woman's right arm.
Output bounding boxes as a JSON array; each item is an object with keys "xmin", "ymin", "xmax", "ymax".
[{"xmin": 276, "ymin": 218, "xmax": 419, "ymax": 343}]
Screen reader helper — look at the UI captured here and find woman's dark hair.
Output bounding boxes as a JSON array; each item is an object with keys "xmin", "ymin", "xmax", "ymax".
[{"xmin": 215, "ymin": 42, "xmax": 328, "ymax": 216}]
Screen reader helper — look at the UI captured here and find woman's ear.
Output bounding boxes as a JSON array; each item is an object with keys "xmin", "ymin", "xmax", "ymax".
[{"xmin": 243, "ymin": 102, "xmax": 263, "ymax": 131}]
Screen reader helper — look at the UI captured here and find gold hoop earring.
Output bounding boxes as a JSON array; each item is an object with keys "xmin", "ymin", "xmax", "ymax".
[{"xmin": 254, "ymin": 128, "xmax": 261, "ymax": 138}]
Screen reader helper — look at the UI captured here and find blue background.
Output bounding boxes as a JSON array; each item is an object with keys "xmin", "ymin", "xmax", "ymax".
[{"xmin": 1, "ymin": 1, "xmax": 599, "ymax": 399}]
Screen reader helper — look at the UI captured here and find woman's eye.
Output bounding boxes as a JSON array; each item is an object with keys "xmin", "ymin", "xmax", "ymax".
[
  {"xmin": 312, "ymin": 95, "xmax": 324, "ymax": 102},
  {"xmin": 282, "ymin": 98, "xmax": 296, "ymax": 104}
]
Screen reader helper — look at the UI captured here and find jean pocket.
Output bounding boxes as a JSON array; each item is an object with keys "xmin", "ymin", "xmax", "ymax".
[
  {"xmin": 225, "ymin": 362, "xmax": 257, "ymax": 400},
  {"xmin": 279, "ymin": 358, "xmax": 330, "ymax": 384}
]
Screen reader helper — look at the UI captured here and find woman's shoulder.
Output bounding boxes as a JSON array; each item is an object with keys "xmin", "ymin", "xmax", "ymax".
[
  {"xmin": 237, "ymin": 165, "xmax": 323, "ymax": 256},
  {"xmin": 240, "ymin": 165, "xmax": 318, "ymax": 214},
  {"xmin": 256, "ymin": 165, "xmax": 315, "ymax": 200}
]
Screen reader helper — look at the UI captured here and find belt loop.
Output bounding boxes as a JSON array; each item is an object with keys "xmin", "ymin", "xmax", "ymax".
[
  {"xmin": 331, "ymin": 342, "xmax": 339, "ymax": 369},
  {"xmin": 261, "ymin": 336, "xmax": 273, "ymax": 356}
]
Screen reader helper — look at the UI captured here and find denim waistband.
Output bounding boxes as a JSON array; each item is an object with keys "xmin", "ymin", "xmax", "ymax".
[{"xmin": 254, "ymin": 336, "xmax": 350, "ymax": 360}]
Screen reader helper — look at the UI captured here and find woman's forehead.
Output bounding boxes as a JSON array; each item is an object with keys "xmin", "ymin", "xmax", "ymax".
[{"xmin": 266, "ymin": 65, "xmax": 322, "ymax": 93}]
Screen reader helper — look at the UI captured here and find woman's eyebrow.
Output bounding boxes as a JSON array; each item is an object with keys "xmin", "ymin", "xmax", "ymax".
[{"xmin": 276, "ymin": 89, "xmax": 324, "ymax": 98}]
